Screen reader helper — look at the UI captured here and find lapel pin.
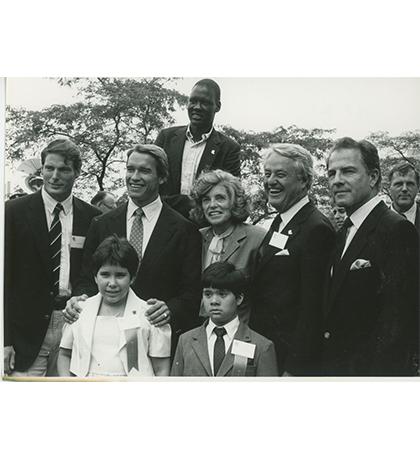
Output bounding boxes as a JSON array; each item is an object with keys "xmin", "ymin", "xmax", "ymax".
[
  {"xmin": 211, "ymin": 150, "xmax": 215, "ymax": 155},
  {"xmin": 288, "ymin": 230, "xmax": 293, "ymax": 235}
]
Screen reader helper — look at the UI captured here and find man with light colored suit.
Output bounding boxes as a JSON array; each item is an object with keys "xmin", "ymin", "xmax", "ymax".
[
  {"xmin": 323, "ymin": 137, "xmax": 419, "ymax": 376},
  {"xmin": 65, "ymin": 144, "xmax": 202, "ymax": 353},
  {"xmin": 155, "ymin": 79, "xmax": 240, "ymax": 218},
  {"xmin": 250, "ymin": 144, "xmax": 336, "ymax": 376}
]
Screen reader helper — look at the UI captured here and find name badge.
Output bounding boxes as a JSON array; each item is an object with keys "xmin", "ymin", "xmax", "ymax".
[
  {"xmin": 71, "ymin": 236, "xmax": 86, "ymax": 249},
  {"xmin": 269, "ymin": 232, "xmax": 289, "ymax": 250},
  {"xmin": 231, "ymin": 340, "xmax": 256, "ymax": 359},
  {"xmin": 118, "ymin": 315, "xmax": 141, "ymax": 331}
]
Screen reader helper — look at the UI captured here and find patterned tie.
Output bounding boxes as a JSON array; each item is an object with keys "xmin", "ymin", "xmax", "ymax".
[
  {"xmin": 130, "ymin": 208, "xmax": 144, "ymax": 264},
  {"xmin": 332, "ymin": 217, "xmax": 352, "ymax": 276},
  {"xmin": 50, "ymin": 203, "xmax": 63, "ymax": 295},
  {"xmin": 213, "ymin": 327, "xmax": 227, "ymax": 376}
]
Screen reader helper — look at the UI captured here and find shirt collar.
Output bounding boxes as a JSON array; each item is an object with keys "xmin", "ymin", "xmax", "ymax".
[
  {"xmin": 348, "ymin": 195, "xmax": 382, "ymax": 229},
  {"xmin": 127, "ymin": 196, "xmax": 162, "ymax": 222},
  {"xmin": 391, "ymin": 201, "xmax": 417, "ymax": 222},
  {"xmin": 186, "ymin": 124, "xmax": 213, "ymax": 144},
  {"xmin": 41, "ymin": 187, "xmax": 73, "ymax": 215},
  {"xmin": 280, "ymin": 195, "xmax": 309, "ymax": 227},
  {"xmin": 206, "ymin": 316, "xmax": 240, "ymax": 340}
]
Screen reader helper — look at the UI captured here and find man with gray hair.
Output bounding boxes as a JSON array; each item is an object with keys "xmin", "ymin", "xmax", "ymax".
[
  {"xmin": 323, "ymin": 137, "xmax": 419, "ymax": 376},
  {"xmin": 250, "ymin": 144, "xmax": 336, "ymax": 376}
]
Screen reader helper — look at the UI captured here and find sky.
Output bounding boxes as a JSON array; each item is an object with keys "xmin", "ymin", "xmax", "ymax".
[{"xmin": 6, "ymin": 77, "xmax": 420, "ymax": 140}]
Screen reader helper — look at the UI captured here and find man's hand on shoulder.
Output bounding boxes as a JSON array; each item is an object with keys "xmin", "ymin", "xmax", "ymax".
[
  {"xmin": 62, "ymin": 295, "xmax": 88, "ymax": 324},
  {"xmin": 145, "ymin": 299, "xmax": 172, "ymax": 327}
]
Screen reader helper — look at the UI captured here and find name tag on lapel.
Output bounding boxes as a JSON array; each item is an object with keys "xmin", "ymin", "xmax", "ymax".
[
  {"xmin": 118, "ymin": 315, "xmax": 141, "ymax": 331},
  {"xmin": 269, "ymin": 232, "xmax": 289, "ymax": 250},
  {"xmin": 232, "ymin": 340, "xmax": 256, "ymax": 359},
  {"xmin": 71, "ymin": 236, "xmax": 86, "ymax": 249}
]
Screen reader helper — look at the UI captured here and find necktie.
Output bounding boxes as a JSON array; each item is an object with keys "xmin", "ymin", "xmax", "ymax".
[
  {"xmin": 399, "ymin": 212, "xmax": 407, "ymax": 219},
  {"xmin": 332, "ymin": 217, "xmax": 352, "ymax": 276},
  {"xmin": 259, "ymin": 214, "xmax": 282, "ymax": 261},
  {"xmin": 130, "ymin": 209, "xmax": 144, "ymax": 265},
  {"xmin": 50, "ymin": 203, "xmax": 63, "ymax": 295},
  {"xmin": 213, "ymin": 327, "xmax": 227, "ymax": 376}
]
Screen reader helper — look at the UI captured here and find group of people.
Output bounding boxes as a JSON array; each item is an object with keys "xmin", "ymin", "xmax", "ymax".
[{"xmin": 4, "ymin": 78, "xmax": 420, "ymax": 379}]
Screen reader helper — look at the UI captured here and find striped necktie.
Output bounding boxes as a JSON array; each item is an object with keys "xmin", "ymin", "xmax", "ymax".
[{"xmin": 50, "ymin": 203, "xmax": 63, "ymax": 295}]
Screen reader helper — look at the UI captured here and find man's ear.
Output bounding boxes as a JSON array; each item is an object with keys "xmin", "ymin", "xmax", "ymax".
[
  {"xmin": 216, "ymin": 101, "xmax": 221, "ymax": 113},
  {"xmin": 236, "ymin": 293, "xmax": 244, "ymax": 306},
  {"xmin": 370, "ymin": 169, "xmax": 380, "ymax": 189}
]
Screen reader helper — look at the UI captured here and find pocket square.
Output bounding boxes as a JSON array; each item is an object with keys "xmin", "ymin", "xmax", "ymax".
[
  {"xmin": 275, "ymin": 249, "xmax": 290, "ymax": 256},
  {"xmin": 350, "ymin": 259, "xmax": 371, "ymax": 270}
]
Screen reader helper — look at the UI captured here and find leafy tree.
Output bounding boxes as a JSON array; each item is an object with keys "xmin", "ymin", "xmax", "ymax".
[{"xmin": 6, "ymin": 77, "xmax": 188, "ymax": 198}]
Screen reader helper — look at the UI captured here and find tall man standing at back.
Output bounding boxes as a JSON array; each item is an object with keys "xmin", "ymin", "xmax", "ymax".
[
  {"xmin": 323, "ymin": 138, "xmax": 419, "ymax": 376},
  {"xmin": 250, "ymin": 144, "xmax": 336, "ymax": 376},
  {"xmin": 388, "ymin": 161, "xmax": 420, "ymax": 233},
  {"xmin": 4, "ymin": 139, "xmax": 101, "ymax": 376},
  {"xmin": 155, "ymin": 78, "xmax": 241, "ymax": 218}
]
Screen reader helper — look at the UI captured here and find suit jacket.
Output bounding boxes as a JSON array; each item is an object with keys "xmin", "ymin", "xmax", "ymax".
[
  {"xmin": 61, "ymin": 289, "xmax": 171, "ymax": 377},
  {"xmin": 73, "ymin": 201, "xmax": 202, "ymax": 349},
  {"xmin": 155, "ymin": 126, "xmax": 241, "ymax": 218},
  {"xmin": 200, "ymin": 222, "xmax": 267, "ymax": 323},
  {"xmin": 322, "ymin": 201, "xmax": 419, "ymax": 376},
  {"xmin": 4, "ymin": 191, "xmax": 101, "ymax": 371},
  {"xmin": 249, "ymin": 202, "xmax": 336, "ymax": 376},
  {"xmin": 171, "ymin": 319, "xmax": 279, "ymax": 377},
  {"xmin": 415, "ymin": 202, "xmax": 420, "ymax": 233}
]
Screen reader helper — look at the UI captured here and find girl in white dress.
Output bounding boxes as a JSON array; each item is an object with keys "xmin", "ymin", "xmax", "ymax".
[{"xmin": 57, "ymin": 235, "xmax": 171, "ymax": 378}]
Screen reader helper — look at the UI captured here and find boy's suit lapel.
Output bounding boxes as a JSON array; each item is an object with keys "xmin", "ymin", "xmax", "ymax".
[
  {"xmin": 191, "ymin": 322, "xmax": 213, "ymax": 376},
  {"xmin": 217, "ymin": 321, "xmax": 252, "ymax": 377}
]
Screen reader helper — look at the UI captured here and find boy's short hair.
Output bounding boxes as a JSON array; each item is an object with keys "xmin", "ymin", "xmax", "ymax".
[
  {"xmin": 201, "ymin": 261, "xmax": 246, "ymax": 298},
  {"xmin": 92, "ymin": 235, "xmax": 139, "ymax": 279}
]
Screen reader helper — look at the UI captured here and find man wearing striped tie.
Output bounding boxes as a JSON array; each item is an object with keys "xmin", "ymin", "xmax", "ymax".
[{"xmin": 4, "ymin": 139, "xmax": 101, "ymax": 377}]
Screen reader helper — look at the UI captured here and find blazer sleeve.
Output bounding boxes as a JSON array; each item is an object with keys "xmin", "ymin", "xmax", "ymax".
[
  {"xmin": 170, "ymin": 335, "xmax": 185, "ymax": 376},
  {"xmin": 284, "ymin": 222, "xmax": 336, "ymax": 376},
  {"xmin": 370, "ymin": 219, "xmax": 419, "ymax": 374}
]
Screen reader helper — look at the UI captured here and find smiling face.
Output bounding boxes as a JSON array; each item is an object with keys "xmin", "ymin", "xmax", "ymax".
[
  {"xmin": 263, "ymin": 153, "xmax": 307, "ymax": 214},
  {"xmin": 187, "ymin": 84, "xmax": 220, "ymax": 134},
  {"xmin": 95, "ymin": 264, "xmax": 132, "ymax": 307},
  {"xmin": 328, "ymin": 148, "xmax": 379, "ymax": 216},
  {"xmin": 389, "ymin": 170, "xmax": 419, "ymax": 213},
  {"xmin": 202, "ymin": 287, "xmax": 243, "ymax": 326},
  {"xmin": 42, "ymin": 153, "xmax": 79, "ymax": 202},
  {"xmin": 126, "ymin": 152, "xmax": 164, "ymax": 208},
  {"xmin": 202, "ymin": 183, "xmax": 234, "ymax": 234}
]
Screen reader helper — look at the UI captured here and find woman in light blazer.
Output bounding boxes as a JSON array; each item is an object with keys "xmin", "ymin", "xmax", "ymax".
[{"xmin": 190, "ymin": 170, "xmax": 267, "ymax": 323}]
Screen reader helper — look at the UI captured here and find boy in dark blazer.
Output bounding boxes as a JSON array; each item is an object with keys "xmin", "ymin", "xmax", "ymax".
[{"xmin": 171, "ymin": 262, "xmax": 278, "ymax": 377}]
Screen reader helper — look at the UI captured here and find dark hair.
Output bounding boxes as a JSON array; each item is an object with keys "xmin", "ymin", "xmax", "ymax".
[
  {"xmin": 201, "ymin": 261, "xmax": 246, "ymax": 298},
  {"xmin": 126, "ymin": 144, "xmax": 169, "ymax": 183},
  {"xmin": 91, "ymin": 191, "xmax": 114, "ymax": 207},
  {"xmin": 189, "ymin": 169, "xmax": 251, "ymax": 225},
  {"xmin": 388, "ymin": 161, "xmax": 420, "ymax": 185},
  {"xmin": 193, "ymin": 78, "xmax": 221, "ymax": 103},
  {"xmin": 327, "ymin": 137, "xmax": 382, "ymax": 190},
  {"xmin": 92, "ymin": 235, "xmax": 139, "ymax": 279},
  {"xmin": 41, "ymin": 138, "xmax": 82, "ymax": 174}
]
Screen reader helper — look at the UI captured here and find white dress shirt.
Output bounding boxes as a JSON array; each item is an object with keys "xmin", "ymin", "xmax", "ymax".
[
  {"xmin": 206, "ymin": 316, "xmax": 240, "ymax": 375},
  {"xmin": 279, "ymin": 195, "xmax": 310, "ymax": 232},
  {"xmin": 127, "ymin": 196, "xmax": 163, "ymax": 257},
  {"xmin": 180, "ymin": 125, "xmax": 213, "ymax": 195},
  {"xmin": 391, "ymin": 201, "xmax": 417, "ymax": 225},
  {"xmin": 341, "ymin": 195, "xmax": 383, "ymax": 257},
  {"xmin": 42, "ymin": 187, "xmax": 73, "ymax": 293}
]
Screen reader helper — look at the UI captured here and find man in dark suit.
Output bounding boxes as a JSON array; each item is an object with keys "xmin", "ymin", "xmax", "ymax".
[
  {"xmin": 249, "ymin": 144, "xmax": 336, "ymax": 376},
  {"xmin": 323, "ymin": 138, "xmax": 419, "ymax": 376},
  {"xmin": 388, "ymin": 161, "xmax": 420, "ymax": 233},
  {"xmin": 155, "ymin": 78, "xmax": 240, "ymax": 218},
  {"xmin": 65, "ymin": 144, "xmax": 202, "ymax": 351},
  {"xmin": 4, "ymin": 139, "xmax": 101, "ymax": 377}
]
